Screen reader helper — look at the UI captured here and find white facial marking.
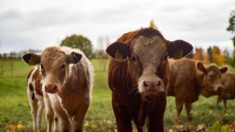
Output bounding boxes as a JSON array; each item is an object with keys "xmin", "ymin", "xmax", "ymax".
[{"xmin": 132, "ymin": 36, "xmax": 167, "ymax": 94}]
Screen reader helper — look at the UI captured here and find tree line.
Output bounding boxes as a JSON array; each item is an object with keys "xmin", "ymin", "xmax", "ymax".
[{"xmin": 1, "ymin": 10, "xmax": 235, "ymax": 65}]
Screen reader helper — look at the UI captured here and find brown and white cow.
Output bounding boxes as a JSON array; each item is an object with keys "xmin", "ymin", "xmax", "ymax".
[
  {"xmin": 106, "ymin": 28, "xmax": 192, "ymax": 132},
  {"xmin": 216, "ymin": 71, "xmax": 235, "ymax": 108},
  {"xmin": 167, "ymin": 58, "xmax": 227, "ymax": 121},
  {"xmin": 23, "ymin": 46, "xmax": 93, "ymax": 132},
  {"xmin": 27, "ymin": 66, "xmax": 44, "ymax": 132}
]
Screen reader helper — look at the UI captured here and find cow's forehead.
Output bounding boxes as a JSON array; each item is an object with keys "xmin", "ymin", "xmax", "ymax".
[
  {"xmin": 132, "ymin": 36, "xmax": 167, "ymax": 66},
  {"xmin": 41, "ymin": 48, "xmax": 66, "ymax": 66},
  {"xmin": 132, "ymin": 36, "xmax": 167, "ymax": 59},
  {"xmin": 207, "ymin": 65, "xmax": 220, "ymax": 74}
]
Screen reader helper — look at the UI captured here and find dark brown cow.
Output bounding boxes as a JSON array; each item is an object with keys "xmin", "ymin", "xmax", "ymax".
[
  {"xmin": 167, "ymin": 58, "xmax": 227, "ymax": 121},
  {"xmin": 217, "ymin": 71, "xmax": 235, "ymax": 108},
  {"xmin": 27, "ymin": 66, "xmax": 44, "ymax": 132},
  {"xmin": 106, "ymin": 28, "xmax": 193, "ymax": 132}
]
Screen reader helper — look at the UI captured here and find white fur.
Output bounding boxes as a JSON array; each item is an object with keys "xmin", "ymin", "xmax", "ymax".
[{"xmin": 27, "ymin": 66, "xmax": 44, "ymax": 132}]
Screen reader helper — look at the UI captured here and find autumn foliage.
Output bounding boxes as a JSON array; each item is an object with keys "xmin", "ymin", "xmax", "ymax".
[{"xmin": 192, "ymin": 46, "xmax": 224, "ymax": 65}]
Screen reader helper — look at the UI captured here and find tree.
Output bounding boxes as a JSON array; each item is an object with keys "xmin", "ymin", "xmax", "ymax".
[
  {"xmin": 212, "ymin": 46, "xmax": 224, "ymax": 65},
  {"xmin": 223, "ymin": 48, "xmax": 232, "ymax": 64},
  {"xmin": 149, "ymin": 20, "xmax": 158, "ymax": 29},
  {"xmin": 193, "ymin": 47, "xmax": 209, "ymax": 64},
  {"xmin": 60, "ymin": 34, "xmax": 93, "ymax": 59},
  {"xmin": 227, "ymin": 10, "xmax": 235, "ymax": 67},
  {"xmin": 227, "ymin": 10, "xmax": 235, "ymax": 45},
  {"xmin": 207, "ymin": 46, "xmax": 213, "ymax": 63}
]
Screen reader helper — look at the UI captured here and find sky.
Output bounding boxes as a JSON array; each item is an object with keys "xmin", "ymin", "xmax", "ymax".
[{"xmin": 0, "ymin": 0, "xmax": 234, "ymax": 53}]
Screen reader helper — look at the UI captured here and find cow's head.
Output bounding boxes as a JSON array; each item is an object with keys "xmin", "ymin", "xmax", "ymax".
[
  {"xmin": 106, "ymin": 28, "xmax": 193, "ymax": 100},
  {"xmin": 197, "ymin": 62, "xmax": 227, "ymax": 96},
  {"xmin": 22, "ymin": 47, "xmax": 82, "ymax": 94}
]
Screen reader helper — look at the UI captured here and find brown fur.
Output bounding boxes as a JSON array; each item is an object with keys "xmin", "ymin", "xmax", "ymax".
[
  {"xmin": 27, "ymin": 66, "xmax": 44, "ymax": 132},
  {"xmin": 217, "ymin": 72, "xmax": 235, "ymax": 108},
  {"xmin": 167, "ymin": 58, "xmax": 225, "ymax": 121},
  {"xmin": 35, "ymin": 47, "xmax": 93, "ymax": 132},
  {"xmin": 32, "ymin": 69, "xmax": 43, "ymax": 96},
  {"xmin": 108, "ymin": 28, "xmax": 169, "ymax": 132}
]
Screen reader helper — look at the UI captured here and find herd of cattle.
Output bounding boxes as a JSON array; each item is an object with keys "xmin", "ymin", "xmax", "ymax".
[{"xmin": 22, "ymin": 28, "xmax": 235, "ymax": 132}]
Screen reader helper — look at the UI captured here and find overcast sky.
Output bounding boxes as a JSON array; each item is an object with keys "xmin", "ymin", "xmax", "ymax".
[{"xmin": 0, "ymin": 0, "xmax": 234, "ymax": 53}]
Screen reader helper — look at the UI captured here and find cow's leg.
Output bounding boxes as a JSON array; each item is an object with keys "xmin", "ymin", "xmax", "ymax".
[
  {"xmin": 54, "ymin": 116, "xmax": 59, "ymax": 132},
  {"xmin": 57, "ymin": 114, "xmax": 70, "ymax": 132},
  {"xmin": 36, "ymin": 100, "xmax": 44, "ymax": 130},
  {"xmin": 44, "ymin": 94, "xmax": 54, "ymax": 132},
  {"xmin": 148, "ymin": 112, "xmax": 164, "ymax": 132},
  {"xmin": 45, "ymin": 103, "xmax": 54, "ymax": 132},
  {"xmin": 223, "ymin": 99, "xmax": 227, "ymax": 109},
  {"xmin": 112, "ymin": 97, "xmax": 132, "ymax": 132},
  {"xmin": 175, "ymin": 98, "xmax": 184, "ymax": 123},
  {"xmin": 113, "ymin": 109, "xmax": 132, "ymax": 132},
  {"xmin": 29, "ymin": 98, "xmax": 38, "ymax": 132},
  {"xmin": 185, "ymin": 103, "xmax": 192, "ymax": 121},
  {"xmin": 72, "ymin": 101, "xmax": 89, "ymax": 132},
  {"xmin": 216, "ymin": 96, "xmax": 222, "ymax": 108},
  {"xmin": 147, "ymin": 98, "xmax": 166, "ymax": 132},
  {"xmin": 134, "ymin": 119, "xmax": 143, "ymax": 132}
]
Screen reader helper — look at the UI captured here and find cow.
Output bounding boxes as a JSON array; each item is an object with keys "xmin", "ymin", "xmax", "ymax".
[
  {"xmin": 167, "ymin": 58, "xmax": 227, "ymax": 122},
  {"xmin": 216, "ymin": 71, "xmax": 235, "ymax": 108},
  {"xmin": 27, "ymin": 66, "xmax": 44, "ymax": 132},
  {"xmin": 22, "ymin": 46, "xmax": 93, "ymax": 132},
  {"xmin": 106, "ymin": 28, "xmax": 193, "ymax": 132}
]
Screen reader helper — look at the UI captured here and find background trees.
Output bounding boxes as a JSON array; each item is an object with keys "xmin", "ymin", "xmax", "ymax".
[{"xmin": 60, "ymin": 34, "xmax": 93, "ymax": 59}]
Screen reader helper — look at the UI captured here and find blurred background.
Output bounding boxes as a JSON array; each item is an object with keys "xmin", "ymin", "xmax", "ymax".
[{"xmin": 1, "ymin": 0, "xmax": 235, "ymax": 131}]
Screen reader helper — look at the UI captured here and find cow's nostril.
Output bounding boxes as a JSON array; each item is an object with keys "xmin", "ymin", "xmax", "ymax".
[
  {"xmin": 53, "ymin": 85, "xmax": 57, "ymax": 90},
  {"xmin": 156, "ymin": 80, "xmax": 161, "ymax": 87},
  {"xmin": 143, "ymin": 81, "xmax": 148, "ymax": 87},
  {"xmin": 218, "ymin": 86, "xmax": 223, "ymax": 91}
]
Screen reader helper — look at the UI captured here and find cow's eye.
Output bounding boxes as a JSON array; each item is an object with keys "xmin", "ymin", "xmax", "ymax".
[
  {"xmin": 209, "ymin": 74, "xmax": 213, "ymax": 79},
  {"xmin": 60, "ymin": 64, "xmax": 66, "ymax": 69},
  {"xmin": 131, "ymin": 55, "xmax": 137, "ymax": 61}
]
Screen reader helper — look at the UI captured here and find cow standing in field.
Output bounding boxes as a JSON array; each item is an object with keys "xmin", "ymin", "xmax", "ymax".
[
  {"xmin": 106, "ymin": 28, "xmax": 192, "ymax": 132},
  {"xmin": 27, "ymin": 66, "xmax": 44, "ymax": 132},
  {"xmin": 216, "ymin": 71, "xmax": 235, "ymax": 108},
  {"xmin": 167, "ymin": 58, "xmax": 227, "ymax": 121},
  {"xmin": 23, "ymin": 46, "xmax": 93, "ymax": 132}
]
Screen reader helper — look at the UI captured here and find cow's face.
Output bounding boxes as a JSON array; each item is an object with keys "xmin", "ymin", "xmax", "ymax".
[
  {"xmin": 197, "ymin": 62, "xmax": 227, "ymax": 96},
  {"xmin": 106, "ymin": 28, "xmax": 192, "ymax": 100},
  {"xmin": 22, "ymin": 47, "xmax": 82, "ymax": 94}
]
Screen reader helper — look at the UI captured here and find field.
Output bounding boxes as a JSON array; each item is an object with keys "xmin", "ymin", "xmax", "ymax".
[{"xmin": 0, "ymin": 58, "xmax": 235, "ymax": 131}]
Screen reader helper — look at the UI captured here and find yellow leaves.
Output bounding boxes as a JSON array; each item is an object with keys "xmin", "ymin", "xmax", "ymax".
[{"xmin": 7, "ymin": 121, "xmax": 25, "ymax": 132}]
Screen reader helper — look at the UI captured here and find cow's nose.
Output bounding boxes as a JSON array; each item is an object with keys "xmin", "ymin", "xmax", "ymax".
[
  {"xmin": 217, "ymin": 86, "xmax": 223, "ymax": 93},
  {"xmin": 45, "ymin": 84, "xmax": 58, "ymax": 93},
  {"xmin": 143, "ymin": 80, "xmax": 161, "ymax": 90}
]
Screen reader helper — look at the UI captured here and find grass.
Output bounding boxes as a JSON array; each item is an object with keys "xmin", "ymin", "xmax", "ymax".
[{"xmin": 0, "ymin": 58, "xmax": 235, "ymax": 131}]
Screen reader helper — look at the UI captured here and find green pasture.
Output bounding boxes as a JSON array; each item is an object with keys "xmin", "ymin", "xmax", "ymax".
[{"xmin": 0, "ymin": 58, "xmax": 235, "ymax": 131}]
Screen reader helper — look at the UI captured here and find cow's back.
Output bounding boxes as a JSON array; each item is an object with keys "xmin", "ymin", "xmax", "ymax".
[
  {"xmin": 222, "ymin": 72, "xmax": 235, "ymax": 99},
  {"xmin": 167, "ymin": 58, "xmax": 200, "ymax": 102}
]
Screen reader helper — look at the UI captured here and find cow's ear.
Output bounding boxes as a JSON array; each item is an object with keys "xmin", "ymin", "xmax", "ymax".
[
  {"xmin": 197, "ymin": 61, "xmax": 207, "ymax": 74},
  {"xmin": 106, "ymin": 42, "xmax": 131, "ymax": 60},
  {"xmin": 22, "ymin": 53, "xmax": 41, "ymax": 65},
  {"xmin": 167, "ymin": 40, "xmax": 193, "ymax": 59},
  {"xmin": 67, "ymin": 52, "xmax": 82, "ymax": 64},
  {"xmin": 220, "ymin": 66, "xmax": 228, "ymax": 74}
]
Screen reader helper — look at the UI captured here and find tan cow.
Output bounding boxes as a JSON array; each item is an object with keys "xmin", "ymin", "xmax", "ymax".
[
  {"xmin": 23, "ymin": 46, "xmax": 93, "ymax": 132},
  {"xmin": 27, "ymin": 66, "xmax": 44, "ymax": 132},
  {"xmin": 167, "ymin": 58, "xmax": 227, "ymax": 121},
  {"xmin": 217, "ymin": 71, "xmax": 235, "ymax": 108}
]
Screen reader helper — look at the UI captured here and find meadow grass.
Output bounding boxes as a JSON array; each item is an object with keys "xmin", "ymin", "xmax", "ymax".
[{"xmin": 0, "ymin": 59, "xmax": 235, "ymax": 131}]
